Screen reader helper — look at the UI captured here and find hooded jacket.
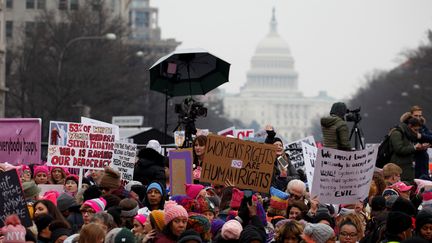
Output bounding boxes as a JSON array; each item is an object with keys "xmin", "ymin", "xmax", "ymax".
[
  {"xmin": 320, "ymin": 115, "xmax": 351, "ymax": 151},
  {"xmin": 133, "ymin": 148, "xmax": 166, "ymax": 186},
  {"xmin": 389, "ymin": 123, "xmax": 418, "ymax": 182}
]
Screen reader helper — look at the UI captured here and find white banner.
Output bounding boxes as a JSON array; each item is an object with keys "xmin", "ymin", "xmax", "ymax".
[
  {"xmin": 311, "ymin": 145, "xmax": 378, "ymax": 204},
  {"xmin": 301, "ymin": 142, "xmax": 317, "ymax": 186},
  {"xmin": 285, "ymin": 136, "xmax": 316, "ymax": 170},
  {"xmin": 111, "ymin": 141, "xmax": 137, "ymax": 186}
]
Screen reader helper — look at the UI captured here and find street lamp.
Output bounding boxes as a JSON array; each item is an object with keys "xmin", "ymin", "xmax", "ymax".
[{"xmin": 55, "ymin": 33, "xmax": 116, "ymax": 117}]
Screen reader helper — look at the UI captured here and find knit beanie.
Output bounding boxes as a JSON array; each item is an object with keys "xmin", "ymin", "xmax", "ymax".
[
  {"xmin": 187, "ymin": 214, "xmax": 211, "ymax": 241},
  {"xmin": 64, "ymin": 174, "xmax": 79, "ymax": 185},
  {"xmin": 164, "ymin": 200, "xmax": 188, "ymax": 225},
  {"xmin": 42, "ymin": 190, "xmax": 60, "ymax": 206},
  {"xmin": 119, "ymin": 198, "xmax": 138, "ymax": 217},
  {"xmin": 147, "ymin": 182, "xmax": 163, "ymax": 194},
  {"xmin": 386, "ymin": 211, "xmax": 412, "ymax": 234},
  {"xmin": 185, "ymin": 184, "xmax": 205, "ymax": 199},
  {"xmin": 22, "ymin": 181, "xmax": 41, "ymax": 199},
  {"xmin": 370, "ymin": 196, "xmax": 386, "ymax": 211},
  {"xmin": 239, "ymin": 225, "xmax": 266, "ymax": 243},
  {"xmin": 114, "ymin": 228, "xmax": 135, "ymax": 243},
  {"xmin": 273, "ymin": 137, "xmax": 283, "ymax": 144},
  {"xmin": 211, "ymin": 219, "xmax": 225, "ymax": 236},
  {"xmin": 178, "ymin": 229, "xmax": 202, "ymax": 243},
  {"xmin": 82, "ymin": 197, "xmax": 107, "ymax": 213},
  {"xmin": 270, "ymin": 186, "xmax": 289, "ymax": 211},
  {"xmin": 1, "ymin": 215, "xmax": 26, "ymax": 243},
  {"xmin": 416, "ymin": 208, "xmax": 432, "ymax": 233},
  {"xmin": 229, "ymin": 188, "xmax": 244, "ymax": 210},
  {"xmin": 313, "ymin": 212, "xmax": 335, "ymax": 228},
  {"xmin": 99, "ymin": 167, "xmax": 121, "ymax": 190},
  {"xmin": 150, "ymin": 210, "xmax": 165, "ymax": 232},
  {"xmin": 50, "ymin": 166, "xmax": 69, "ymax": 177},
  {"xmin": 57, "ymin": 193, "xmax": 78, "ymax": 212},
  {"xmin": 196, "ymin": 196, "xmax": 215, "ymax": 214},
  {"xmin": 302, "ymin": 223, "xmax": 334, "ymax": 243},
  {"xmin": 124, "ymin": 180, "xmax": 142, "ymax": 192},
  {"xmin": 105, "ymin": 228, "xmax": 122, "ymax": 243},
  {"xmin": 49, "ymin": 221, "xmax": 72, "ymax": 243},
  {"xmin": 34, "ymin": 214, "xmax": 53, "ymax": 233},
  {"xmin": 134, "ymin": 214, "xmax": 147, "ymax": 225},
  {"xmin": 221, "ymin": 219, "xmax": 243, "ymax": 240},
  {"xmin": 146, "ymin": 140, "xmax": 162, "ymax": 154},
  {"xmin": 33, "ymin": 165, "xmax": 49, "ymax": 178}
]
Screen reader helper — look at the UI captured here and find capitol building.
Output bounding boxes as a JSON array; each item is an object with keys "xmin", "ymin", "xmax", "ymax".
[{"xmin": 223, "ymin": 9, "xmax": 334, "ymax": 142}]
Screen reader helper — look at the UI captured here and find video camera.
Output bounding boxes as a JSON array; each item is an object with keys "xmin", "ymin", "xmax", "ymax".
[
  {"xmin": 345, "ymin": 107, "xmax": 361, "ymax": 123},
  {"xmin": 174, "ymin": 98, "xmax": 207, "ymax": 121}
]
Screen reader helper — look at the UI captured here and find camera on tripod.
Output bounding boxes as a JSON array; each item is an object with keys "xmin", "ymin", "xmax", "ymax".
[
  {"xmin": 345, "ymin": 107, "xmax": 361, "ymax": 123},
  {"xmin": 174, "ymin": 98, "xmax": 207, "ymax": 121}
]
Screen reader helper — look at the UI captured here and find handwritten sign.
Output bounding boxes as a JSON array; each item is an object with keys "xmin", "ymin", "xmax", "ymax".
[
  {"xmin": 311, "ymin": 145, "xmax": 378, "ymax": 204},
  {"xmin": 234, "ymin": 129, "xmax": 254, "ymax": 140},
  {"xmin": 201, "ymin": 135, "xmax": 277, "ymax": 193},
  {"xmin": 81, "ymin": 117, "xmax": 120, "ymax": 141},
  {"xmin": 169, "ymin": 149, "xmax": 193, "ymax": 195},
  {"xmin": 47, "ymin": 121, "xmax": 116, "ymax": 169},
  {"xmin": 285, "ymin": 136, "xmax": 316, "ymax": 171},
  {"xmin": 0, "ymin": 170, "xmax": 32, "ymax": 227},
  {"xmin": 0, "ymin": 118, "xmax": 41, "ymax": 165},
  {"xmin": 111, "ymin": 142, "xmax": 137, "ymax": 186},
  {"xmin": 301, "ymin": 142, "xmax": 317, "ymax": 186}
]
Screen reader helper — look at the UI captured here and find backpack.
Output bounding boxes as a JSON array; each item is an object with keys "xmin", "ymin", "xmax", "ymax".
[{"xmin": 375, "ymin": 126, "xmax": 402, "ymax": 168}]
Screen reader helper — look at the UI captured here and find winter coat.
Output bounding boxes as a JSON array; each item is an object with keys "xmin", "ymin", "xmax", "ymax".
[
  {"xmin": 153, "ymin": 233, "xmax": 177, "ymax": 243},
  {"xmin": 415, "ymin": 124, "xmax": 432, "ymax": 178},
  {"xmin": 389, "ymin": 123, "xmax": 417, "ymax": 182},
  {"xmin": 320, "ymin": 115, "xmax": 351, "ymax": 151},
  {"xmin": 133, "ymin": 148, "xmax": 166, "ymax": 186}
]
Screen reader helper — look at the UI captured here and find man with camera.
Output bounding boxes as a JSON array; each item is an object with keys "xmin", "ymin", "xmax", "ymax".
[{"xmin": 320, "ymin": 102, "xmax": 352, "ymax": 151}]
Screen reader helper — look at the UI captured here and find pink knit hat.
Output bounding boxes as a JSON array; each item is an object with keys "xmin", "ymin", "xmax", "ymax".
[
  {"xmin": 185, "ymin": 184, "xmax": 205, "ymax": 199},
  {"xmin": 134, "ymin": 214, "xmax": 147, "ymax": 225},
  {"xmin": 42, "ymin": 190, "xmax": 60, "ymax": 206},
  {"xmin": 164, "ymin": 200, "xmax": 188, "ymax": 225},
  {"xmin": 1, "ymin": 215, "xmax": 26, "ymax": 243},
  {"xmin": 82, "ymin": 197, "xmax": 107, "ymax": 213},
  {"xmin": 221, "ymin": 219, "xmax": 243, "ymax": 240},
  {"xmin": 33, "ymin": 165, "xmax": 49, "ymax": 177}
]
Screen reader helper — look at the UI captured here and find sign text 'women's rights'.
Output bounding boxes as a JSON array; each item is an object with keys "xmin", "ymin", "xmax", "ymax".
[
  {"xmin": 200, "ymin": 135, "xmax": 277, "ymax": 193},
  {"xmin": 311, "ymin": 145, "xmax": 378, "ymax": 204},
  {"xmin": 47, "ymin": 121, "xmax": 116, "ymax": 169}
]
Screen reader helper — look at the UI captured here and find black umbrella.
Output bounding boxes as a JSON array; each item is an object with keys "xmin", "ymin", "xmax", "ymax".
[{"xmin": 149, "ymin": 48, "xmax": 230, "ymax": 146}]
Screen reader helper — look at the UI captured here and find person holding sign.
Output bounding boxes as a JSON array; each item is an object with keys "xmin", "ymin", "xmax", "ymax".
[{"xmin": 265, "ymin": 125, "xmax": 300, "ymax": 192}]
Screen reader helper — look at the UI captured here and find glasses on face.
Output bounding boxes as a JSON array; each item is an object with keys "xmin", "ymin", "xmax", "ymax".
[
  {"xmin": 340, "ymin": 232, "xmax": 357, "ymax": 238},
  {"xmin": 80, "ymin": 209, "xmax": 95, "ymax": 215}
]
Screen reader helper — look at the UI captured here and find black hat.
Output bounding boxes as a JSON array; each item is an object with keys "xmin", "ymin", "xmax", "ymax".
[
  {"xmin": 371, "ymin": 196, "xmax": 386, "ymax": 211},
  {"xmin": 386, "ymin": 211, "xmax": 412, "ymax": 234},
  {"xmin": 416, "ymin": 208, "xmax": 432, "ymax": 233},
  {"xmin": 239, "ymin": 225, "xmax": 266, "ymax": 243},
  {"xmin": 83, "ymin": 185, "xmax": 102, "ymax": 202},
  {"xmin": 313, "ymin": 212, "xmax": 336, "ymax": 228},
  {"xmin": 391, "ymin": 197, "xmax": 416, "ymax": 216}
]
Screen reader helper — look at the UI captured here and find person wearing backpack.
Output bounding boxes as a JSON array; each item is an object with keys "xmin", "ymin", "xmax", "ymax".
[{"xmin": 389, "ymin": 117, "xmax": 429, "ymax": 182}]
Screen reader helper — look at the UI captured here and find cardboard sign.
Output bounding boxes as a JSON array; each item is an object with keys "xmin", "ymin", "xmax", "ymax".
[
  {"xmin": 0, "ymin": 170, "xmax": 32, "ymax": 227},
  {"xmin": 217, "ymin": 127, "xmax": 235, "ymax": 137},
  {"xmin": 47, "ymin": 121, "xmax": 116, "ymax": 169},
  {"xmin": 0, "ymin": 118, "xmax": 41, "ymax": 165},
  {"xmin": 111, "ymin": 142, "xmax": 137, "ymax": 186},
  {"xmin": 311, "ymin": 145, "xmax": 378, "ymax": 204},
  {"xmin": 301, "ymin": 142, "xmax": 317, "ymax": 186},
  {"xmin": 285, "ymin": 136, "xmax": 316, "ymax": 170},
  {"xmin": 169, "ymin": 149, "xmax": 193, "ymax": 195},
  {"xmin": 234, "ymin": 129, "xmax": 254, "ymax": 140},
  {"xmin": 201, "ymin": 135, "xmax": 277, "ymax": 193}
]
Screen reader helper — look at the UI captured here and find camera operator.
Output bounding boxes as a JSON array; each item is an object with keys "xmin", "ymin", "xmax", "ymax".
[{"xmin": 320, "ymin": 102, "xmax": 352, "ymax": 151}]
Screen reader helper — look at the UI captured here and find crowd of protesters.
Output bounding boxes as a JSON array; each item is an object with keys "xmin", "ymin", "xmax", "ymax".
[{"xmin": 1, "ymin": 104, "xmax": 432, "ymax": 243}]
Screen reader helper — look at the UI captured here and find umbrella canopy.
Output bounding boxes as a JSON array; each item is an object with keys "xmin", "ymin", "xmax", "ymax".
[{"xmin": 149, "ymin": 48, "xmax": 230, "ymax": 97}]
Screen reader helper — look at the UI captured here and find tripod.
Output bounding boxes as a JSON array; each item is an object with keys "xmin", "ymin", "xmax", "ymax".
[{"xmin": 349, "ymin": 121, "xmax": 365, "ymax": 150}]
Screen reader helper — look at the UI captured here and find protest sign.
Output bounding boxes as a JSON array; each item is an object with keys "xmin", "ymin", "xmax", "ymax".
[
  {"xmin": 111, "ymin": 141, "xmax": 137, "ymax": 186},
  {"xmin": 217, "ymin": 127, "xmax": 235, "ymax": 137},
  {"xmin": 0, "ymin": 170, "xmax": 32, "ymax": 227},
  {"xmin": 81, "ymin": 117, "xmax": 120, "ymax": 140},
  {"xmin": 234, "ymin": 129, "xmax": 254, "ymax": 140},
  {"xmin": 0, "ymin": 118, "xmax": 41, "ymax": 165},
  {"xmin": 285, "ymin": 136, "xmax": 316, "ymax": 171},
  {"xmin": 301, "ymin": 142, "xmax": 317, "ymax": 186},
  {"xmin": 169, "ymin": 149, "xmax": 193, "ymax": 195},
  {"xmin": 311, "ymin": 145, "xmax": 378, "ymax": 204},
  {"xmin": 201, "ymin": 135, "xmax": 277, "ymax": 193},
  {"xmin": 47, "ymin": 121, "xmax": 116, "ymax": 169}
]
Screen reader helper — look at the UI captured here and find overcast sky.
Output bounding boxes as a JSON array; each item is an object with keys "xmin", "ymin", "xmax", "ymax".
[{"xmin": 153, "ymin": 0, "xmax": 432, "ymax": 100}]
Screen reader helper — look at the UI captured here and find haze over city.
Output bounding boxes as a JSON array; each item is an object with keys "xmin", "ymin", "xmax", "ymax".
[{"xmin": 154, "ymin": 0, "xmax": 432, "ymax": 99}]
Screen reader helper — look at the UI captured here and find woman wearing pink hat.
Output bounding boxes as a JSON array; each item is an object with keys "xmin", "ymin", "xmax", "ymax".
[
  {"xmin": 153, "ymin": 201, "xmax": 188, "ymax": 243},
  {"xmin": 33, "ymin": 165, "xmax": 50, "ymax": 185},
  {"xmin": 80, "ymin": 197, "xmax": 107, "ymax": 225},
  {"xmin": 50, "ymin": 166, "xmax": 68, "ymax": 184}
]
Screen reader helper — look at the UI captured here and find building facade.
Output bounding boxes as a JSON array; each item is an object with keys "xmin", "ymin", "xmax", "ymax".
[{"xmin": 223, "ymin": 9, "xmax": 334, "ymax": 142}]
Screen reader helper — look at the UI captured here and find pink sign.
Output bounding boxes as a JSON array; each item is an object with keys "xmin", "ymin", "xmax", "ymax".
[{"xmin": 0, "ymin": 118, "xmax": 42, "ymax": 165}]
